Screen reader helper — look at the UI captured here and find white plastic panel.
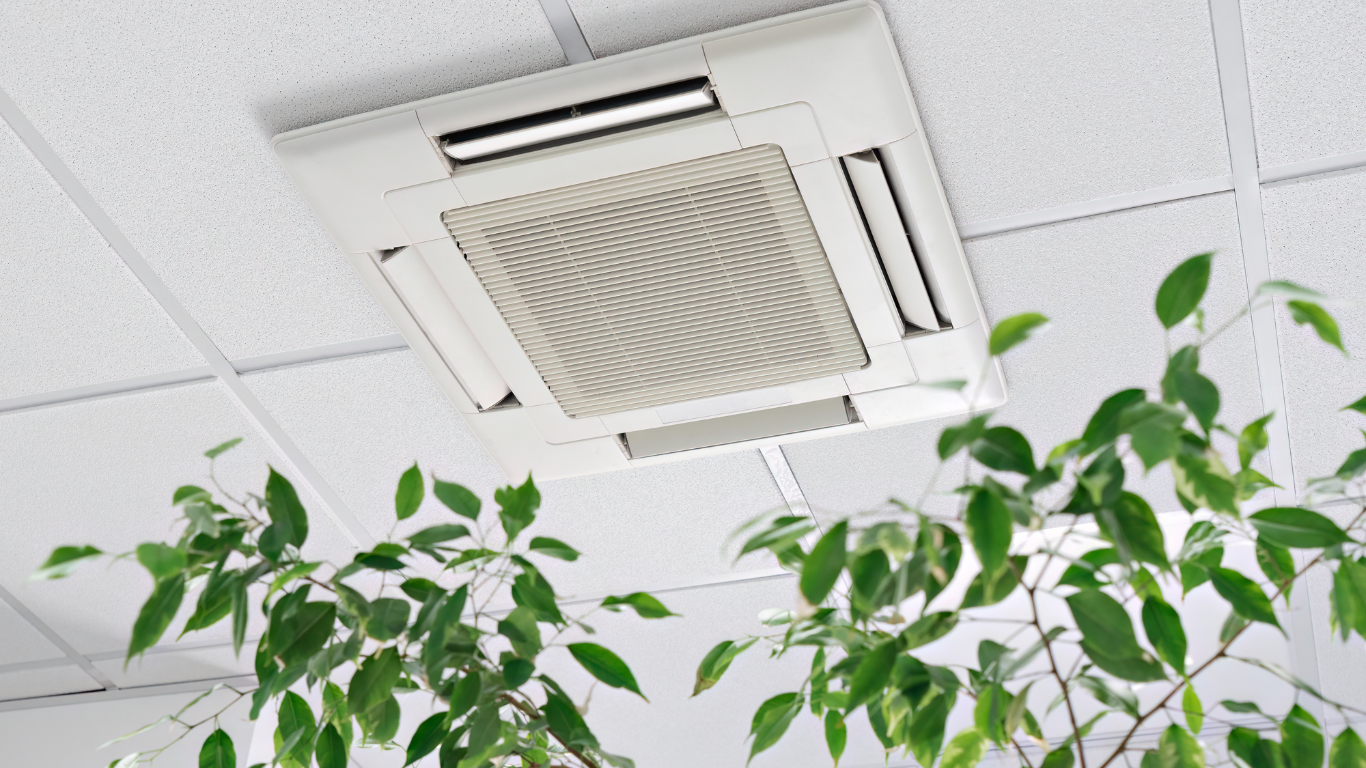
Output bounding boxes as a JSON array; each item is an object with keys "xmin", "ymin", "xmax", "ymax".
[
  {"xmin": 851, "ymin": 322, "xmax": 1005, "ymax": 429},
  {"xmin": 702, "ymin": 5, "xmax": 917, "ymax": 157},
  {"xmin": 273, "ymin": 111, "xmax": 450, "ymax": 252},
  {"xmin": 385, "ymin": 178, "xmax": 467, "ymax": 245},
  {"xmin": 463, "ymin": 407, "xmax": 630, "ymax": 480},
  {"xmin": 843, "ymin": 341, "xmax": 917, "ymax": 394},
  {"xmin": 451, "ymin": 113, "xmax": 741, "ymax": 205},
  {"xmin": 447, "ymin": 145, "xmax": 868, "ymax": 418},
  {"xmin": 844, "ymin": 151, "xmax": 940, "ymax": 330},
  {"xmin": 524, "ymin": 403, "xmax": 611, "ymax": 445},
  {"xmin": 729, "ymin": 102, "xmax": 831, "ymax": 166},
  {"xmin": 789, "ymin": 159, "xmax": 904, "ymax": 347},
  {"xmin": 877, "ymin": 133, "xmax": 981, "ymax": 327},
  {"xmin": 380, "ymin": 248, "xmax": 511, "ymax": 410}
]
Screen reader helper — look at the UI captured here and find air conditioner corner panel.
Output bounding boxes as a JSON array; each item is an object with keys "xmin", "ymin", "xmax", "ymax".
[
  {"xmin": 272, "ymin": 111, "xmax": 448, "ymax": 253},
  {"xmin": 463, "ymin": 409, "xmax": 630, "ymax": 481},
  {"xmin": 525, "ymin": 404, "xmax": 610, "ymax": 445},
  {"xmin": 729, "ymin": 102, "xmax": 830, "ymax": 165}
]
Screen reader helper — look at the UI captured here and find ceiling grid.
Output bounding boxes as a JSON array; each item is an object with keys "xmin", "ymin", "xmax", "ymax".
[{"xmin": 0, "ymin": 0, "xmax": 1359, "ymax": 730}]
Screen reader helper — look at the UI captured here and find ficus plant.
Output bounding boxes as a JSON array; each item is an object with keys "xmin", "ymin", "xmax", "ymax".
[
  {"xmin": 695, "ymin": 253, "xmax": 1366, "ymax": 768},
  {"xmin": 34, "ymin": 449, "xmax": 674, "ymax": 768}
]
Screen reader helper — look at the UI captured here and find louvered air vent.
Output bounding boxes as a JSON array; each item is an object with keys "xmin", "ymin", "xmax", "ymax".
[{"xmin": 443, "ymin": 145, "xmax": 869, "ymax": 418}]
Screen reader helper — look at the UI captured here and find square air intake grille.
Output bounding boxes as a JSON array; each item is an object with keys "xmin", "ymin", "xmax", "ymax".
[{"xmin": 443, "ymin": 145, "xmax": 868, "ymax": 418}]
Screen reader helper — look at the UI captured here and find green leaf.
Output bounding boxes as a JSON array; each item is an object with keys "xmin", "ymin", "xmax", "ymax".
[
  {"xmin": 961, "ymin": 556, "xmax": 1025, "ymax": 608},
  {"xmin": 748, "ymin": 692, "xmax": 803, "ymax": 764},
  {"xmin": 1173, "ymin": 451, "xmax": 1238, "ymax": 515},
  {"xmin": 31, "ymin": 545, "xmax": 103, "ymax": 580},
  {"xmin": 940, "ymin": 727, "xmax": 988, "ymax": 768},
  {"xmin": 1250, "ymin": 507, "xmax": 1351, "ymax": 548},
  {"xmin": 524, "ymin": 536, "xmax": 581, "ymax": 562},
  {"xmin": 824, "ymin": 711, "xmax": 847, "ymax": 767},
  {"xmin": 503, "ymin": 656, "xmax": 534, "ymax": 687},
  {"xmin": 364, "ymin": 598, "xmax": 410, "ymax": 642},
  {"xmin": 204, "ymin": 438, "xmax": 242, "ymax": 459},
  {"xmin": 1097, "ymin": 492, "xmax": 1169, "ymax": 569},
  {"xmin": 1059, "ymin": 548, "xmax": 1120, "ymax": 589},
  {"xmin": 1141, "ymin": 596, "xmax": 1187, "ymax": 675},
  {"xmin": 357, "ymin": 695, "xmax": 400, "ymax": 744},
  {"xmin": 198, "ymin": 729, "xmax": 236, "ymax": 768},
  {"xmin": 970, "ymin": 426, "xmax": 1035, "ymax": 474},
  {"xmin": 265, "ymin": 468, "xmax": 309, "ymax": 550},
  {"xmin": 966, "ymin": 488, "xmax": 1012, "ymax": 577},
  {"xmin": 273, "ymin": 602, "xmax": 336, "ymax": 667},
  {"xmin": 1120, "ymin": 401, "xmax": 1187, "ymax": 469},
  {"xmin": 1182, "ymin": 685, "xmax": 1202, "ymax": 734},
  {"xmin": 693, "ymin": 638, "xmax": 756, "ymax": 696},
  {"xmin": 1256, "ymin": 280, "xmax": 1333, "ymax": 302},
  {"xmin": 511, "ymin": 567, "xmax": 564, "ymax": 624},
  {"xmin": 600, "ymin": 593, "xmax": 676, "ymax": 619},
  {"xmin": 432, "ymin": 478, "xmax": 480, "ymax": 520},
  {"xmin": 974, "ymin": 684, "xmax": 1014, "ymax": 745},
  {"xmin": 1156, "ymin": 253, "xmax": 1212, "ymax": 329},
  {"xmin": 1282, "ymin": 704, "xmax": 1324, "ymax": 768},
  {"xmin": 395, "ymin": 462, "xmax": 424, "ymax": 521},
  {"xmin": 1159, "ymin": 724, "xmax": 1205, "ymax": 767},
  {"xmin": 939, "ymin": 415, "xmax": 988, "ymax": 460},
  {"xmin": 127, "ymin": 572, "xmax": 186, "ymax": 666},
  {"xmin": 1337, "ymin": 447, "xmax": 1366, "ymax": 481},
  {"xmin": 496, "ymin": 476, "xmax": 540, "ymax": 542},
  {"xmin": 989, "ymin": 313, "xmax": 1050, "ymax": 355},
  {"xmin": 1256, "ymin": 539, "xmax": 1295, "ymax": 601},
  {"xmin": 800, "ymin": 521, "xmax": 847, "ymax": 605},
  {"xmin": 1208, "ymin": 566, "xmax": 1281, "ymax": 629},
  {"xmin": 1288, "ymin": 300, "xmax": 1345, "ymax": 353},
  {"xmin": 907, "ymin": 696, "xmax": 949, "ymax": 767},
  {"xmin": 405, "ymin": 712, "xmax": 448, "ymax": 766},
  {"xmin": 497, "ymin": 606, "xmax": 542, "ymax": 658},
  {"xmin": 1344, "ymin": 394, "xmax": 1366, "ymax": 416},
  {"xmin": 278, "ymin": 691, "xmax": 317, "ymax": 766},
  {"xmin": 1228, "ymin": 727, "xmax": 1259, "ymax": 765},
  {"xmin": 1332, "ymin": 559, "xmax": 1366, "ymax": 641},
  {"xmin": 1175, "ymin": 369, "xmax": 1220, "ymax": 433},
  {"xmin": 315, "ymin": 724, "xmax": 348, "ymax": 768},
  {"xmin": 1331, "ymin": 729, "xmax": 1366, "ymax": 768},
  {"xmin": 1078, "ymin": 675, "xmax": 1139, "ymax": 718},
  {"xmin": 845, "ymin": 639, "xmax": 896, "ymax": 712},
  {"xmin": 736, "ymin": 515, "xmax": 817, "ymax": 559},
  {"xmin": 1066, "ymin": 589, "xmax": 1166, "ymax": 682},
  {"xmin": 348, "ymin": 647, "xmax": 402, "ymax": 718},
  {"xmin": 543, "ymin": 689, "xmax": 598, "ymax": 750},
  {"xmin": 135, "ymin": 543, "xmax": 186, "ymax": 582},
  {"xmin": 1082, "ymin": 389, "xmax": 1148, "ymax": 454},
  {"xmin": 1239, "ymin": 413, "xmax": 1275, "ymax": 469},
  {"xmin": 568, "ymin": 643, "xmax": 645, "ymax": 699},
  {"xmin": 183, "ymin": 570, "xmax": 238, "ymax": 635},
  {"xmin": 1042, "ymin": 747, "xmax": 1076, "ymax": 768},
  {"xmin": 267, "ymin": 562, "xmax": 322, "ymax": 600},
  {"xmin": 900, "ymin": 611, "xmax": 958, "ymax": 649},
  {"xmin": 406, "ymin": 524, "xmax": 470, "ymax": 548}
]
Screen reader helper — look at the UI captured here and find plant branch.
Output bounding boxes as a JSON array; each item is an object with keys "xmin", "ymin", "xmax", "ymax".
[
  {"xmin": 501, "ymin": 693, "xmax": 601, "ymax": 768},
  {"xmin": 1027, "ymin": 582, "xmax": 1086, "ymax": 768}
]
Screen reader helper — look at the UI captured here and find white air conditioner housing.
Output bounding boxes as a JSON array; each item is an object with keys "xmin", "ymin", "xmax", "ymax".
[{"xmin": 273, "ymin": 0, "xmax": 1006, "ymax": 480}]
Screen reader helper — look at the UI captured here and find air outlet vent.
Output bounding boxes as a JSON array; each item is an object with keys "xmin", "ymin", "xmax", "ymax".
[{"xmin": 444, "ymin": 145, "xmax": 868, "ymax": 418}]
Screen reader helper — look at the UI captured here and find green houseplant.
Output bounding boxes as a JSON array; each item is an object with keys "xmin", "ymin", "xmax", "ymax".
[{"xmin": 693, "ymin": 253, "xmax": 1366, "ymax": 767}]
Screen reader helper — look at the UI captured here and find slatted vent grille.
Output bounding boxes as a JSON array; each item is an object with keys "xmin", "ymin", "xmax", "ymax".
[{"xmin": 444, "ymin": 145, "xmax": 867, "ymax": 418}]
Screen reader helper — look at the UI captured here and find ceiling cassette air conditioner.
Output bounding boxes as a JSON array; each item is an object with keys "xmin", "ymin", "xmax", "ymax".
[{"xmin": 272, "ymin": 0, "xmax": 1006, "ymax": 481}]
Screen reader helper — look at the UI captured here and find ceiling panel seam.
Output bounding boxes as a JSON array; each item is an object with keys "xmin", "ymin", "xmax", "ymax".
[
  {"xmin": 0, "ymin": 584, "xmax": 117, "ymax": 690},
  {"xmin": 0, "ymin": 674, "xmax": 257, "ymax": 713},
  {"xmin": 1208, "ymin": 0, "xmax": 1323, "ymax": 716},
  {"xmin": 0, "ymin": 86, "xmax": 375, "ymax": 552},
  {"xmin": 1259, "ymin": 148, "xmax": 1366, "ymax": 184},
  {"xmin": 537, "ymin": 0, "xmax": 595, "ymax": 64}
]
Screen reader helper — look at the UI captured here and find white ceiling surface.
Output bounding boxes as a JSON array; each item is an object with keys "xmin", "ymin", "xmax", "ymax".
[
  {"xmin": 1240, "ymin": 0, "xmax": 1366, "ymax": 167},
  {"xmin": 0, "ymin": 0, "xmax": 1360, "ymax": 764},
  {"xmin": 243, "ymin": 349, "xmax": 788, "ymax": 597},
  {"xmin": 0, "ymin": 120, "xmax": 201, "ymax": 400},
  {"xmin": 786, "ymin": 192, "xmax": 1263, "ymax": 521},
  {"xmin": 569, "ymin": 0, "xmax": 1231, "ymax": 223},
  {"xmin": 0, "ymin": 0, "xmax": 568, "ymax": 360},
  {"xmin": 1261, "ymin": 168, "xmax": 1366, "ymax": 491}
]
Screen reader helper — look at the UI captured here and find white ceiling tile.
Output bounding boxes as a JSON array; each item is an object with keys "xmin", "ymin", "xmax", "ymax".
[
  {"xmin": 93, "ymin": 644, "xmax": 254, "ymax": 690},
  {"xmin": 1262, "ymin": 169, "xmax": 1366, "ymax": 493},
  {"xmin": 878, "ymin": 0, "xmax": 1231, "ymax": 223},
  {"xmin": 0, "ymin": 599, "xmax": 65, "ymax": 666},
  {"xmin": 244, "ymin": 349, "xmax": 791, "ymax": 597},
  {"xmin": 1241, "ymin": 0, "xmax": 1366, "ymax": 167},
  {"xmin": 0, "ymin": 688, "xmax": 255, "ymax": 766},
  {"xmin": 0, "ymin": 379, "xmax": 352, "ymax": 655},
  {"xmin": 0, "ymin": 665, "xmax": 101, "ymax": 703},
  {"xmin": 0, "ymin": 1, "xmax": 567, "ymax": 360},
  {"xmin": 567, "ymin": 0, "xmax": 837, "ymax": 56},
  {"xmin": 0, "ymin": 121, "xmax": 202, "ymax": 400},
  {"xmin": 787, "ymin": 193, "xmax": 1263, "ymax": 518}
]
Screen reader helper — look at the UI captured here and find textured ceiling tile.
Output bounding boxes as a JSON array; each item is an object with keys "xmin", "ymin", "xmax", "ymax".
[
  {"xmin": 879, "ymin": 0, "xmax": 1231, "ymax": 223},
  {"xmin": 788, "ymin": 193, "xmax": 1261, "ymax": 518},
  {"xmin": 244, "ymin": 350, "xmax": 790, "ymax": 597},
  {"xmin": 0, "ymin": 380, "xmax": 350, "ymax": 655},
  {"xmin": 0, "ymin": 121, "xmax": 201, "ymax": 399},
  {"xmin": 1262, "ymin": 170, "xmax": 1366, "ymax": 492},
  {"xmin": 0, "ymin": 665, "xmax": 101, "ymax": 703},
  {"xmin": 0, "ymin": 599, "xmax": 64, "ymax": 666},
  {"xmin": 567, "ymin": 0, "xmax": 838, "ymax": 56},
  {"xmin": 1241, "ymin": 0, "xmax": 1366, "ymax": 167},
  {"xmin": 0, "ymin": 1, "xmax": 566, "ymax": 360}
]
